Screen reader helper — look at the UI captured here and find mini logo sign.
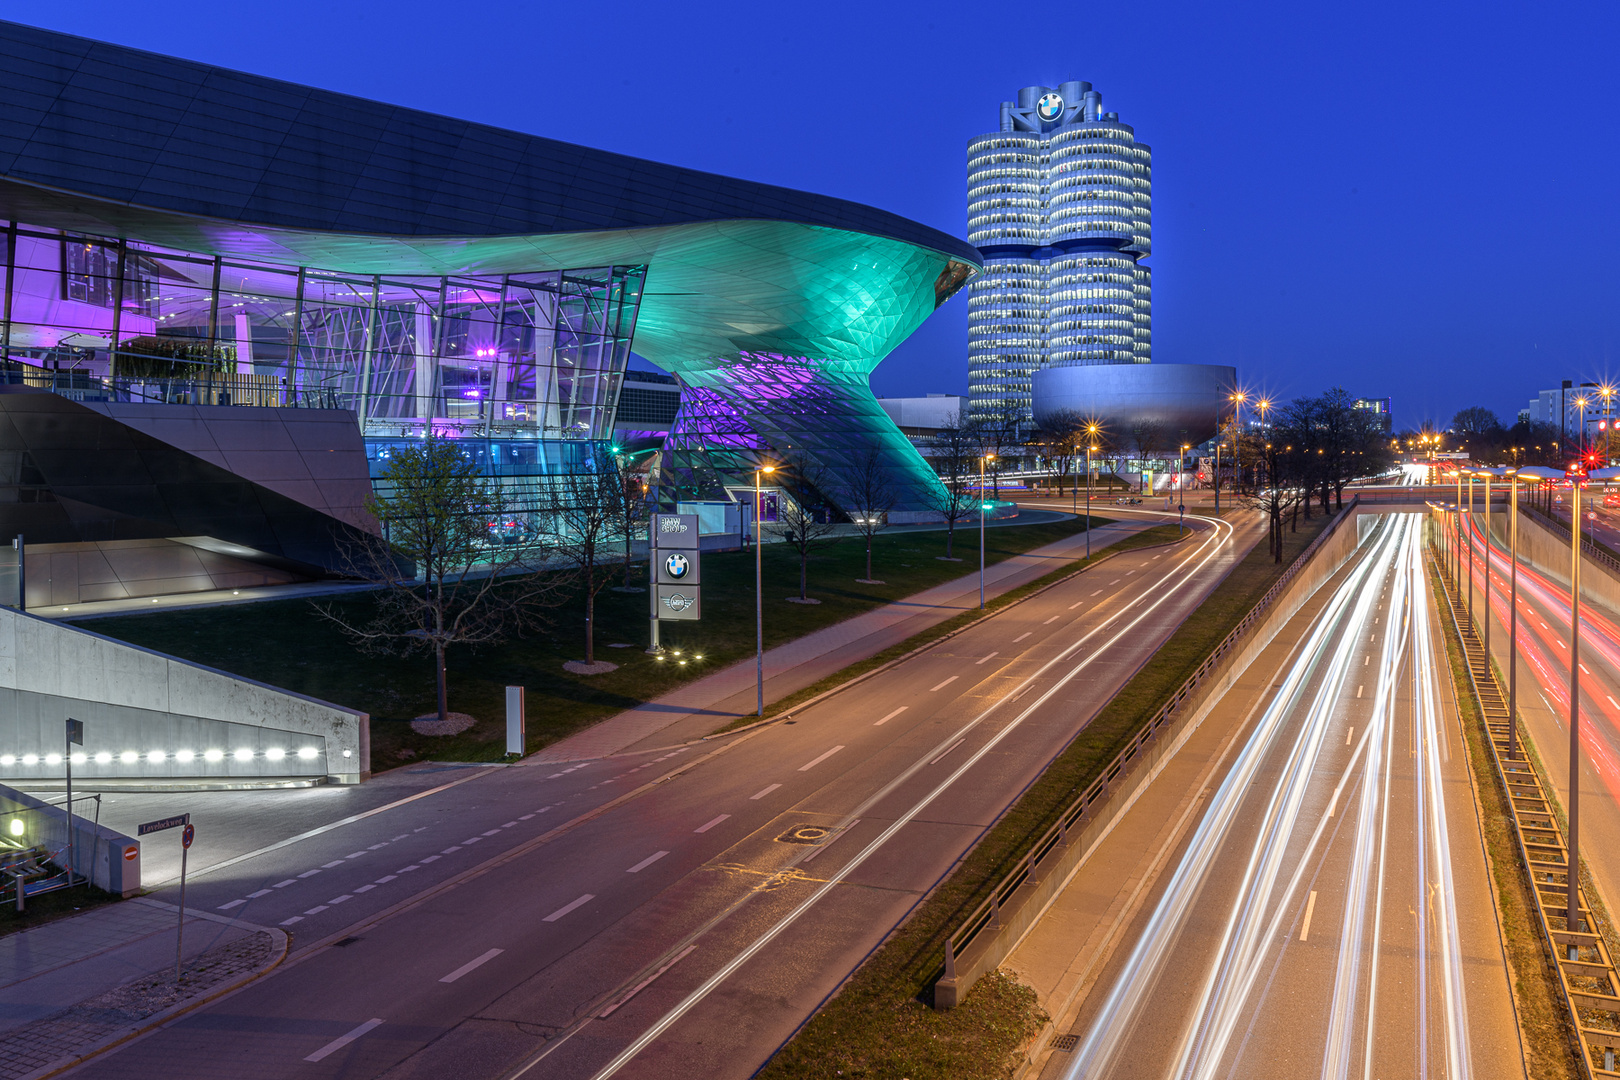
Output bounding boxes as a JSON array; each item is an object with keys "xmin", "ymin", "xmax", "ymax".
[
  {"xmin": 1037, "ymin": 92, "xmax": 1065, "ymax": 121},
  {"xmin": 662, "ymin": 592, "xmax": 697, "ymax": 613},
  {"xmin": 664, "ymin": 553, "xmax": 691, "ymax": 579},
  {"xmin": 658, "ymin": 517, "xmax": 690, "ymax": 534}
]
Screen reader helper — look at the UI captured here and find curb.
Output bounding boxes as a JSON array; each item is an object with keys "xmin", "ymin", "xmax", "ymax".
[{"xmin": 14, "ymin": 912, "xmax": 289, "ymax": 1080}]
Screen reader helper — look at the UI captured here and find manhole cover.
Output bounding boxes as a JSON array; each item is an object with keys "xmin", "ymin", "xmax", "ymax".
[
  {"xmin": 1052, "ymin": 1033, "xmax": 1079, "ymax": 1052},
  {"xmin": 776, "ymin": 825, "xmax": 830, "ymax": 845}
]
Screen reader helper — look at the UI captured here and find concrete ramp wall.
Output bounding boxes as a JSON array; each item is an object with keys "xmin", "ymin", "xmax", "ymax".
[
  {"xmin": 0, "ymin": 782, "xmax": 140, "ymax": 896},
  {"xmin": 0, "ymin": 606, "xmax": 367, "ymax": 789}
]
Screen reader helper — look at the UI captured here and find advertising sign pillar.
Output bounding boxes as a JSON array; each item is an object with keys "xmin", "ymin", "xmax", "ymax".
[{"xmin": 649, "ymin": 514, "xmax": 701, "ymax": 652}]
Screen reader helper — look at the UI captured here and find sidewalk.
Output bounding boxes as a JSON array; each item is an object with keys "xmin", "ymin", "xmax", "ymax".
[
  {"xmin": 0, "ymin": 898, "xmax": 285, "ymax": 1080},
  {"xmin": 527, "ymin": 517, "xmax": 1159, "ymax": 763}
]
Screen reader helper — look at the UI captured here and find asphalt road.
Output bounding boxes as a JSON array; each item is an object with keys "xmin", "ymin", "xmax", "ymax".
[
  {"xmin": 1055, "ymin": 513, "xmax": 1520, "ymax": 1080},
  {"xmin": 58, "ymin": 507, "xmax": 1260, "ymax": 1080},
  {"xmin": 1456, "ymin": 508, "xmax": 1620, "ymax": 920}
]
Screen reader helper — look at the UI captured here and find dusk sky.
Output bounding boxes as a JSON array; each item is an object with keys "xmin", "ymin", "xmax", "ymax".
[{"xmin": 23, "ymin": 1, "xmax": 1619, "ymax": 431}]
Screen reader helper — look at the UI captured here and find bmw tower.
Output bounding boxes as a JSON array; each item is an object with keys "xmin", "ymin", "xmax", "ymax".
[{"xmin": 966, "ymin": 82, "xmax": 1152, "ymax": 425}]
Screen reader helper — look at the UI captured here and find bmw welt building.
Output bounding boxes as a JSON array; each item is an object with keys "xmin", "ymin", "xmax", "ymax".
[{"xmin": 0, "ymin": 21, "xmax": 979, "ymax": 608}]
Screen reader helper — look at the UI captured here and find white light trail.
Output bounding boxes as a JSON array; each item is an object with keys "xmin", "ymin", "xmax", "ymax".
[{"xmin": 1066, "ymin": 515, "xmax": 1475, "ymax": 1079}]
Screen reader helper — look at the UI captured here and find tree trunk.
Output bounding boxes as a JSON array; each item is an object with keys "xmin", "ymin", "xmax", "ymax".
[
  {"xmin": 945, "ymin": 520, "xmax": 955, "ymax": 559},
  {"xmin": 435, "ymin": 640, "xmax": 448, "ymax": 724},
  {"xmin": 584, "ymin": 557, "xmax": 595, "ymax": 664},
  {"xmin": 799, "ymin": 547, "xmax": 808, "ymax": 599},
  {"xmin": 865, "ymin": 536, "xmax": 873, "ymax": 581}
]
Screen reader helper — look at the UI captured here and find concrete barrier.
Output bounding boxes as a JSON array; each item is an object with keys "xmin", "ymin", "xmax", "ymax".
[
  {"xmin": 0, "ymin": 606, "xmax": 368, "ymax": 788},
  {"xmin": 0, "ymin": 782, "xmax": 140, "ymax": 896}
]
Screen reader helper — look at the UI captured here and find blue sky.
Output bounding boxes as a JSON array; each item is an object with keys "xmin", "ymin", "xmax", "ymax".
[{"xmin": 20, "ymin": 1, "xmax": 1619, "ymax": 430}]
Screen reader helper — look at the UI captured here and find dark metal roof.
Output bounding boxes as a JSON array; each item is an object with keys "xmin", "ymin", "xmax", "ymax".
[{"xmin": 0, "ymin": 20, "xmax": 979, "ymax": 265}]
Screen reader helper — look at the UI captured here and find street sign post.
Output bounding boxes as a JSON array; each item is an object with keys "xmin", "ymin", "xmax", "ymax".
[
  {"xmin": 138, "ymin": 814, "xmax": 194, "ymax": 982},
  {"xmin": 65, "ymin": 718, "xmax": 82, "ymax": 887},
  {"xmin": 648, "ymin": 514, "xmax": 701, "ymax": 649}
]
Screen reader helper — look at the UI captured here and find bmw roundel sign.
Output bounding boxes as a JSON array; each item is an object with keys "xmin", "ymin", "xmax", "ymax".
[
  {"xmin": 664, "ymin": 552, "xmax": 691, "ymax": 579},
  {"xmin": 1037, "ymin": 93, "xmax": 1064, "ymax": 122}
]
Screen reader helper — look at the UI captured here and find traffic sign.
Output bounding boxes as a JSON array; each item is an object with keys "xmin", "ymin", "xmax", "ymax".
[
  {"xmin": 137, "ymin": 814, "xmax": 189, "ymax": 836},
  {"xmin": 66, "ymin": 718, "xmax": 82, "ymax": 746},
  {"xmin": 122, "ymin": 845, "xmax": 138, "ymax": 862},
  {"xmin": 182, "ymin": 823, "xmax": 194, "ymax": 849}
]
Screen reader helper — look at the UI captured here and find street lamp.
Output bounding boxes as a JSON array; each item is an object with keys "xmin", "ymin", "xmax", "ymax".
[
  {"xmin": 754, "ymin": 464, "xmax": 775, "ymax": 716},
  {"xmin": 1086, "ymin": 441, "xmax": 1098, "ymax": 558},
  {"xmin": 980, "ymin": 452, "xmax": 996, "ymax": 610},
  {"xmin": 1508, "ymin": 467, "xmax": 1522, "ymax": 760},
  {"xmin": 1179, "ymin": 443, "xmax": 1190, "ymax": 535},
  {"xmin": 1566, "ymin": 456, "xmax": 1586, "ymax": 943}
]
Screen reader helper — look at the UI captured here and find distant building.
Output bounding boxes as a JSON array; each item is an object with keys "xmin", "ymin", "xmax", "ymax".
[
  {"xmin": 966, "ymin": 81, "xmax": 1152, "ymax": 425},
  {"xmin": 1525, "ymin": 382, "xmax": 1613, "ymax": 434},
  {"xmin": 613, "ymin": 369, "xmax": 682, "ymax": 439},
  {"xmin": 876, "ymin": 394, "xmax": 967, "ymax": 439},
  {"xmin": 1353, "ymin": 397, "xmax": 1392, "ymax": 433}
]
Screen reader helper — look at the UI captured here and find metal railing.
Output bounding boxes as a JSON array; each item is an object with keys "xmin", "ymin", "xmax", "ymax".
[
  {"xmin": 938, "ymin": 494, "xmax": 1361, "ymax": 996},
  {"xmin": 1432, "ymin": 543, "xmax": 1620, "ymax": 1077}
]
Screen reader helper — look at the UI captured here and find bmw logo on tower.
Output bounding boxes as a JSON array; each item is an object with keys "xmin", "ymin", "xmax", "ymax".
[
  {"xmin": 664, "ymin": 552, "xmax": 691, "ymax": 580},
  {"xmin": 1036, "ymin": 92, "xmax": 1064, "ymax": 121}
]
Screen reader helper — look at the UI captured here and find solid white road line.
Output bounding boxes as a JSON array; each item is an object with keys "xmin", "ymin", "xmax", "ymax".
[
  {"xmin": 801, "ymin": 820, "xmax": 862, "ymax": 864},
  {"xmin": 874, "ymin": 707, "xmax": 907, "ymax": 726},
  {"xmin": 440, "ymin": 948, "xmax": 504, "ymax": 983},
  {"xmin": 1013, "ymin": 632, "xmax": 1032, "ymax": 643},
  {"xmin": 798, "ymin": 746, "xmax": 845, "ymax": 771},
  {"xmin": 975, "ymin": 652, "xmax": 998, "ymax": 665},
  {"xmin": 930, "ymin": 739, "xmax": 965, "ymax": 766},
  {"xmin": 543, "ymin": 894, "xmax": 596, "ymax": 922},
  {"xmin": 930, "ymin": 676, "xmax": 959, "ymax": 691},
  {"xmin": 626, "ymin": 851, "xmax": 669, "ymax": 873},
  {"xmin": 693, "ymin": 814, "xmax": 730, "ymax": 834},
  {"xmin": 576, "ymin": 514, "xmax": 1238, "ymax": 1080},
  {"xmin": 750, "ymin": 784, "xmax": 782, "ymax": 800},
  {"xmin": 599, "ymin": 946, "xmax": 698, "ymax": 1019},
  {"xmin": 1301, "ymin": 891, "xmax": 1318, "ymax": 942},
  {"xmin": 304, "ymin": 1018, "xmax": 384, "ymax": 1062}
]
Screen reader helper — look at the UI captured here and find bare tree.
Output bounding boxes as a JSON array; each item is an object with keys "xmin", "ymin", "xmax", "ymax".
[
  {"xmin": 1129, "ymin": 418, "xmax": 1169, "ymax": 492},
  {"xmin": 318, "ymin": 434, "xmax": 564, "ymax": 725},
  {"xmin": 772, "ymin": 454, "xmax": 841, "ymax": 601},
  {"xmin": 844, "ymin": 448, "xmax": 897, "ymax": 582},
  {"xmin": 970, "ymin": 403, "xmax": 1023, "ymax": 498},
  {"xmin": 546, "ymin": 445, "xmax": 629, "ymax": 666},
  {"xmin": 923, "ymin": 412, "xmax": 979, "ymax": 559},
  {"xmin": 606, "ymin": 448, "xmax": 651, "ymax": 591}
]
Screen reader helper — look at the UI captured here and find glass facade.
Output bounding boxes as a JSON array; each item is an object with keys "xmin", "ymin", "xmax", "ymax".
[
  {"xmin": 966, "ymin": 82, "xmax": 1152, "ymax": 425},
  {"xmin": 0, "ymin": 221, "xmax": 643, "ymax": 450}
]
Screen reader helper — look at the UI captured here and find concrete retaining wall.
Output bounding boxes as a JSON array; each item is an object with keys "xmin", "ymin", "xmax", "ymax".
[
  {"xmin": 1483, "ymin": 509, "xmax": 1620, "ymax": 622},
  {"xmin": 0, "ymin": 606, "xmax": 368, "ymax": 788},
  {"xmin": 0, "ymin": 782, "xmax": 140, "ymax": 896}
]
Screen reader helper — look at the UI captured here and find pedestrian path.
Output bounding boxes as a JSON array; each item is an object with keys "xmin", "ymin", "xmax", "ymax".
[
  {"xmin": 527, "ymin": 518, "xmax": 1157, "ymax": 763},
  {"xmin": 0, "ymin": 898, "xmax": 284, "ymax": 1079}
]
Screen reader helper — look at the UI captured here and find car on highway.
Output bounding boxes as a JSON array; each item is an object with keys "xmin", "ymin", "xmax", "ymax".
[{"xmin": 1114, "ymin": 497, "xmax": 1143, "ymax": 505}]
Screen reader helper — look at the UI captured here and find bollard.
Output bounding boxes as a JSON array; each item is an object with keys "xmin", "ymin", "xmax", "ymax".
[{"xmin": 505, "ymin": 686, "xmax": 526, "ymax": 756}]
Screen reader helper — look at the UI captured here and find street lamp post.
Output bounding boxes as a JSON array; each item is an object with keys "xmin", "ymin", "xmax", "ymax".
[
  {"xmin": 1466, "ymin": 473, "xmax": 1475, "ymax": 630},
  {"xmin": 1509, "ymin": 469, "xmax": 1521, "ymax": 759},
  {"xmin": 1568, "ymin": 462, "xmax": 1585, "ymax": 943},
  {"xmin": 1085, "ymin": 441, "xmax": 1096, "ymax": 559},
  {"xmin": 1483, "ymin": 470, "xmax": 1492, "ymax": 659},
  {"xmin": 754, "ymin": 465, "xmax": 775, "ymax": 716},
  {"xmin": 1179, "ymin": 443, "xmax": 1190, "ymax": 535},
  {"xmin": 980, "ymin": 453, "xmax": 995, "ymax": 610}
]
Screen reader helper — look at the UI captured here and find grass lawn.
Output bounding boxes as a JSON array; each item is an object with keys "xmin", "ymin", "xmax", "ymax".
[
  {"xmin": 0, "ymin": 880, "xmax": 120, "ymax": 938},
  {"xmin": 756, "ymin": 509, "xmax": 1332, "ymax": 1080},
  {"xmin": 73, "ymin": 515, "xmax": 1107, "ymax": 773}
]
